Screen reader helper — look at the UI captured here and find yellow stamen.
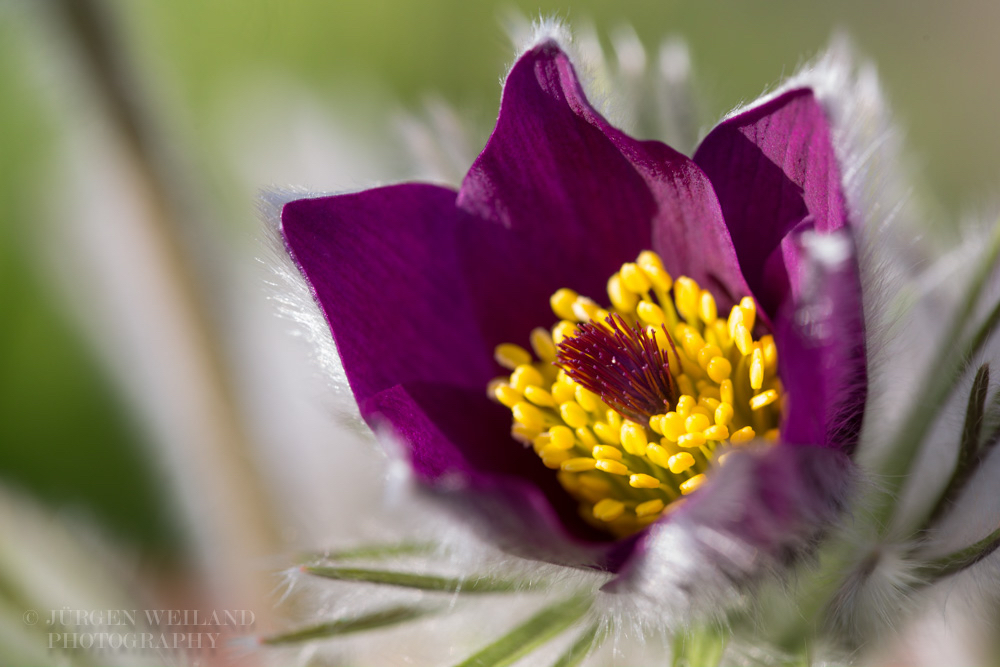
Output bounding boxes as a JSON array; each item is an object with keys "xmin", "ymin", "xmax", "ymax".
[
  {"xmin": 494, "ymin": 343, "xmax": 532, "ymax": 370},
  {"xmin": 635, "ymin": 499, "xmax": 665, "ymax": 517},
  {"xmin": 629, "ymin": 474, "xmax": 661, "ymax": 489},
  {"xmin": 593, "ymin": 498, "xmax": 625, "ymax": 522},
  {"xmin": 493, "ymin": 249, "xmax": 783, "ymax": 537},
  {"xmin": 680, "ymin": 474, "xmax": 706, "ymax": 495}
]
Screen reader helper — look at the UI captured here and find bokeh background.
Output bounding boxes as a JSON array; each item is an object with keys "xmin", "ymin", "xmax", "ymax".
[{"xmin": 1, "ymin": 0, "xmax": 998, "ymax": 656}]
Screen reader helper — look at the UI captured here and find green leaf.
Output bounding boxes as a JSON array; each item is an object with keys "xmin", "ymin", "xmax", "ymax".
[
  {"xmin": 872, "ymin": 220, "xmax": 1000, "ymax": 532},
  {"xmin": 453, "ymin": 595, "xmax": 593, "ymax": 667},
  {"xmin": 917, "ymin": 524, "xmax": 1000, "ymax": 581},
  {"xmin": 297, "ymin": 541, "xmax": 435, "ymax": 564},
  {"xmin": 671, "ymin": 624, "xmax": 728, "ymax": 667},
  {"xmin": 924, "ymin": 364, "xmax": 990, "ymax": 527},
  {"xmin": 303, "ymin": 566, "xmax": 535, "ymax": 593},
  {"xmin": 260, "ymin": 605, "xmax": 432, "ymax": 645},
  {"xmin": 550, "ymin": 621, "xmax": 606, "ymax": 667}
]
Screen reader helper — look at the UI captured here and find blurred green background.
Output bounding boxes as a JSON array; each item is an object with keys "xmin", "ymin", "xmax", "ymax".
[{"xmin": 1, "ymin": 0, "xmax": 997, "ymax": 563}]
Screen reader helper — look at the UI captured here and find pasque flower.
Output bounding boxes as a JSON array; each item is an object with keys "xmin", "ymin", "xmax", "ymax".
[{"xmin": 279, "ymin": 30, "xmax": 867, "ymax": 586}]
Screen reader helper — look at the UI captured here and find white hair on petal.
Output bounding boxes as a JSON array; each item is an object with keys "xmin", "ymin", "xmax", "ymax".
[{"xmin": 258, "ymin": 188, "xmax": 365, "ymax": 428}]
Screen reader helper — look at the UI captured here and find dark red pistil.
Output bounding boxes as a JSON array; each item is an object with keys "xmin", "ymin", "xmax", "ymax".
[{"xmin": 556, "ymin": 313, "xmax": 678, "ymax": 423}]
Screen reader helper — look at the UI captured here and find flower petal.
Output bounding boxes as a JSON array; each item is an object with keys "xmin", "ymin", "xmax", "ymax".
[
  {"xmin": 694, "ymin": 89, "xmax": 866, "ymax": 452},
  {"xmin": 364, "ymin": 381, "xmax": 626, "ymax": 565},
  {"xmin": 281, "ymin": 184, "xmax": 494, "ymax": 403},
  {"xmin": 775, "ymin": 228, "xmax": 867, "ymax": 451},
  {"xmin": 458, "ymin": 41, "xmax": 749, "ymax": 324},
  {"xmin": 607, "ymin": 444, "xmax": 853, "ymax": 608},
  {"xmin": 693, "ymin": 89, "xmax": 849, "ymax": 318}
]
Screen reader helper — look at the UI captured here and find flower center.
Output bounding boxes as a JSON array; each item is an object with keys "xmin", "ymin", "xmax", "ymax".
[{"xmin": 490, "ymin": 250, "xmax": 782, "ymax": 537}]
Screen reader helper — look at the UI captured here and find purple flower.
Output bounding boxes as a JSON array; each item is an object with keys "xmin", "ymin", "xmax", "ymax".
[{"xmin": 278, "ymin": 37, "xmax": 866, "ymax": 585}]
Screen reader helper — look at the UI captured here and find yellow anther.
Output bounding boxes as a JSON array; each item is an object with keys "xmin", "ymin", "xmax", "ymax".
[
  {"xmin": 646, "ymin": 443, "xmax": 672, "ymax": 468},
  {"xmin": 668, "ymin": 452, "xmax": 695, "ymax": 474},
  {"xmin": 706, "ymin": 357, "xmax": 732, "ymax": 383},
  {"xmin": 630, "ymin": 474, "xmax": 661, "ymax": 489},
  {"xmin": 552, "ymin": 320, "xmax": 577, "ymax": 345},
  {"xmin": 675, "ymin": 395, "xmax": 695, "ymax": 417},
  {"xmin": 673, "ymin": 277, "xmax": 700, "ymax": 321},
  {"xmin": 730, "ymin": 426, "xmax": 756, "ymax": 444},
  {"xmin": 494, "ymin": 383, "xmax": 521, "ymax": 408},
  {"xmin": 541, "ymin": 450, "xmax": 571, "ymax": 469},
  {"xmin": 524, "ymin": 386, "xmax": 556, "ymax": 407},
  {"xmin": 532, "ymin": 434, "xmax": 550, "ymax": 455},
  {"xmin": 572, "ymin": 296, "xmax": 600, "ymax": 322},
  {"xmin": 548, "ymin": 426, "xmax": 575, "ymax": 450},
  {"xmin": 727, "ymin": 304, "xmax": 743, "ymax": 338},
  {"xmin": 642, "ymin": 263, "xmax": 673, "ymax": 292},
  {"xmin": 593, "ymin": 421, "xmax": 620, "ymax": 445},
  {"xmin": 648, "ymin": 414, "xmax": 664, "ymax": 435},
  {"xmin": 579, "ymin": 474, "xmax": 611, "ymax": 493},
  {"xmin": 575, "ymin": 385, "xmax": 602, "ymax": 412},
  {"xmin": 575, "ymin": 426, "xmax": 598, "ymax": 448},
  {"xmin": 685, "ymin": 413, "xmax": 710, "ymax": 434},
  {"xmin": 551, "ymin": 380, "xmax": 575, "ymax": 404},
  {"xmin": 635, "ymin": 499, "xmax": 665, "ymax": 517},
  {"xmin": 698, "ymin": 385, "xmax": 721, "ymax": 401},
  {"xmin": 607, "ymin": 273, "xmax": 638, "ymax": 313},
  {"xmin": 529, "ymin": 328, "xmax": 557, "ymax": 363},
  {"xmin": 550, "ymin": 288, "xmax": 578, "ymax": 321},
  {"xmin": 715, "ymin": 402, "xmax": 734, "ymax": 426},
  {"xmin": 594, "ymin": 308, "xmax": 612, "ymax": 325},
  {"xmin": 699, "ymin": 290, "xmax": 718, "ymax": 324},
  {"xmin": 691, "ymin": 405, "xmax": 711, "ymax": 418},
  {"xmin": 750, "ymin": 347, "xmax": 765, "ymax": 391},
  {"xmin": 637, "ymin": 300, "xmax": 666, "ymax": 326},
  {"xmin": 561, "ymin": 457, "xmax": 598, "ymax": 472},
  {"xmin": 750, "ymin": 389, "xmax": 779, "ymax": 410},
  {"xmin": 592, "ymin": 445, "xmax": 623, "ymax": 461},
  {"xmin": 704, "ymin": 425, "xmax": 729, "ymax": 441},
  {"xmin": 765, "ymin": 428, "xmax": 780, "ymax": 441},
  {"xmin": 620, "ymin": 262, "xmax": 652, "ymax": 293},
  {"xmin": 733, "ymin": 324, "xmax": 753, "ymax": 356},
  {"xmin": 593, "ymin": 498, "xmax": 625, "ymax": 522},
  {"xmin": 539, "ymin": 444, "xmax": 570, "ymax": 460},
  {"xmin": 680, "ymin": 474, "xmax": 706, "ymax": 495},
  {"xmin": 676, "ymin": 325, "xmax": 705, "ymax": 359},
  {"xmin": 606, "ymin": 410, "xmax": 623, "ymax": 430},
  {"xmin": 512, "ymin": 402, "xmax": 546, "ymax": 431},
  {"xmin": 636, "ymin": 250, "xmax": 665, "ymax": 272},
  {"xmin": 698, "ymin": 396, "xmax": 720, "ymax": 412},
  {"xmin": 511, "ymin": 424, "xmax": 539, "ymax": 443},
  {"xmin": 660, "ymin": 412, "xmax": 687, "ymax": 442},
  {"xmin": 697, "ymin": 344, "xmax": 723, "ymax": 369},
  {"xmin": 620, "ymin": 420, "xmax": 649, "ymax": 456},
  {"xmin": 494, "ymin": 343, "xmax": 531, "ymax": 370},
  {"xmin": 720, "ymin": 380, "xmax": 734, "ymax": 406},
  {"xmin": 676, "ymin": 375, "xmax": 696, "ymax": 398},
  {"xmin": 560, "ymin": 401, "xmax": 590, "ymax": 428},
  {"xmin": 761, "ymin": 335, "xmax": 778, "ymax": 372},
  {"xmin": 595, "ymin": 459, "xmax": 629, "ymax": 475},
  {"xmin": 510, "ymin": 364, "xmax": 543, "ymax": 392},
  {"xmin": 678, "ymin": 432, "xmax": 706, "ymax": 449},
  {"xmin": 557, "ymin": 471, "xmax": 580, "ymax": 491},
  {"xmin": 739, "ymin": 296, "xmax": 757, "ymax": 332}
]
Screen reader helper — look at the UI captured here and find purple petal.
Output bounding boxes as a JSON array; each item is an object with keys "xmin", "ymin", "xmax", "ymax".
[
  {"xmin": 693, "ymin": 89, "xmax": 848, "ymax": 318},
  {"xmin": 694, "ymin": 90, "xmax": 866, "ymax": 453},
  {"xmin": 364, "ymin": 382, "xmax": 626, "ymax": 566},
  {"xmin": 607, "ymin": 444, "xmax": 854, "ymax": 594},
  {"xmin": 458, "ymin": 41, "xmax": 750, "ymax": 338},
  {"xmin": 774, "ymin": 229, "xmax": 867, "ymax": 452},
  {"xmin": 281, "ymin": 184, "xmax": 495, "ymax": 404}
]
